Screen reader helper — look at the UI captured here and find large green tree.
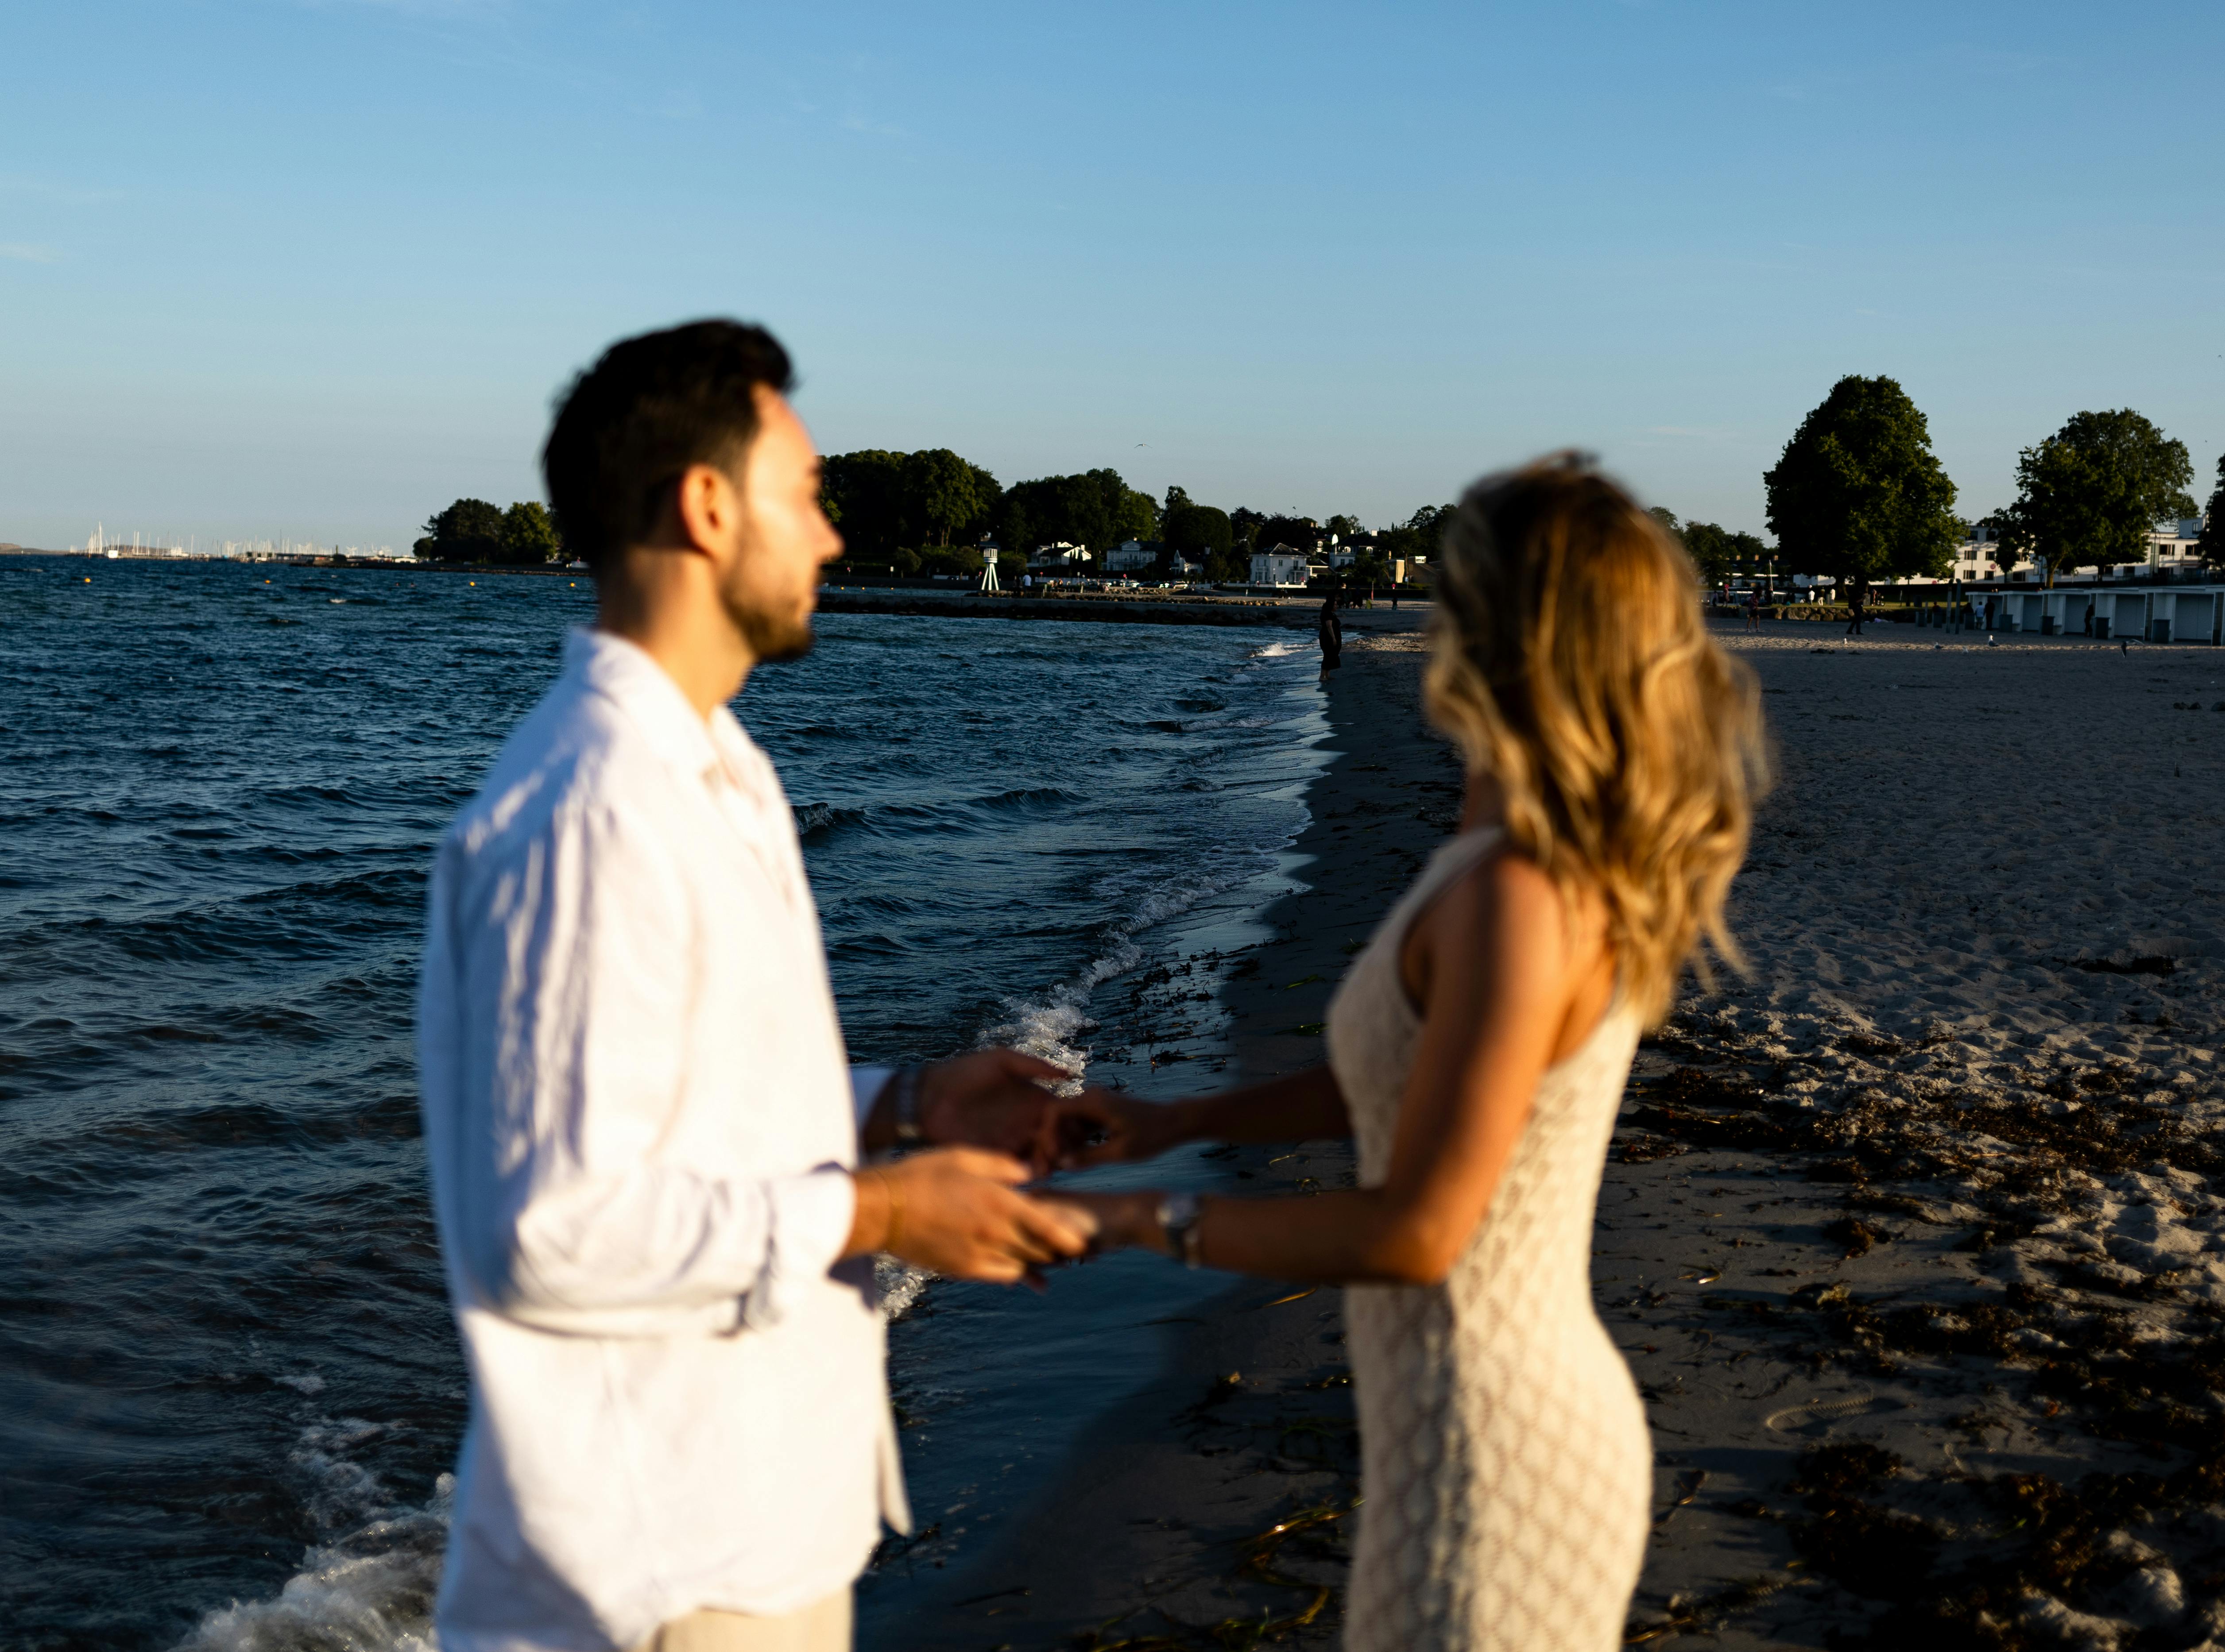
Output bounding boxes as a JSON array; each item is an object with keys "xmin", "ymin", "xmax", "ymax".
[
  {"xmin": 820, "ymin": 450, "xmax": 907, "ymax": 558},
  {"xmin": 414, "ymin": 498, "xmax": 506, "ymax": 562},
  {"xmin": 991, "ymin": 468, "xmax": 1156, "ymax": 561},
  {"xmin": 1998, "ymin": 409, "xmax": 2196, "ymax": 575},
  {"xmin": 500, "ymin": 501, "xmax": 562, "ymax": 564},
  {"xmin": 1763, "ymin": 375, "xmax": 1960, "ymax": 589},
  {"xmin": 820, "ymin": 448, "xmax": 999, "ymax": 559},
  {"xmin": 902, "ymin": 448, "xmax": 999, "ymax": 545},
  {"xmin": 1254, "ymin": 514, "xmax": 1319, "ymax": 554},
  {"xmin": 1163, "ymin": 497, "xmax": 1233, "ymax": 564}
]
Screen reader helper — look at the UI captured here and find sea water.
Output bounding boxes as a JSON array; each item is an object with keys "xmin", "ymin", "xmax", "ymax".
[{"xmin": 0, "ymin": 556, "xmax": 1327, "ymax": 1650}]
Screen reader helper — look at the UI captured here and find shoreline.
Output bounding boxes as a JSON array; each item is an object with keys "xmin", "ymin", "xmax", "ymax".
[{"xmin": 883, "ymin": 618, "xmax": 1456, "ymax": 1650}]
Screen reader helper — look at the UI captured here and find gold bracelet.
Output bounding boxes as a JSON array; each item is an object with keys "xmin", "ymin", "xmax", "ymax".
[{"xmin": 875, "ymin": 1168, "xmax": 905, "ymax": 1253}]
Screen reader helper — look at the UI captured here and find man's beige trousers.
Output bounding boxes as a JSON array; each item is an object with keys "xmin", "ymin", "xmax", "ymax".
[{"xmin": 627, "ymin": 1590, "xmax": 851, "ymax": 1652}]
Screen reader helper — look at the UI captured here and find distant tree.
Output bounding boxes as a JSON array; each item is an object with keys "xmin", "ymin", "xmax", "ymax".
[
  {"xmin": 1106, "ymin": 477, "xmax": 1160, "ymax": 547},
  {"xmin": 1229, "ymin": 507, "xmax": 1266, "ymax": 558},
  {"xmin": 902, "ymin": 448, "xmax": 999, "ymax": 545},
  {"xmin": 2202, "ymin": 455, "xmax": 2225, "ymax": 569},
  {"xmin": 1326, "ymin": 513, "xmax": 1362, "ymax": 540},
  {"xmin": 1763, "ymin": 374, "xmax": 1960, "ymax": 591},
  {"xmin": 1646, "ymin": 506, "xmax": 1682, "ymax": 538},
  {"xmin": 1255, "ymin": 514, "xmax": 1319, "ymax": 554},
  {"xmin": 416, "ymin": 498, "xmax": 506, "ymax": 563},
  {"xmin": 991, "ymin": 468, "xmax": 1153, "ymax": 562},
  {"xmin": 1679, "ymin": 520, "xmax": 1730, "ymax": 584},
  {"xmin": 1163, "ymin": 484, "xmax": 1194, "ymax": 517},
  {"xmin": 821, "ymin": 451, "xmax": 908, "ymax": 560},
  {"xmin": 1348, "ymin": 549, "xmax": 1393, "ymax": 588},
  {"xmin": 1163, "ymin": 499, "xmax": 1233, "ymax": 566},
  {"xmin": 1998, "ymin": 409, "xmax": 2196, "ymax": 575},
  {"xmin": 1376, "ymin": 502, "xmax": 1455, "ymax": 573},
  {"xmin": 500, "ymin": 501, "xmax": 562, "ymax": 564}
]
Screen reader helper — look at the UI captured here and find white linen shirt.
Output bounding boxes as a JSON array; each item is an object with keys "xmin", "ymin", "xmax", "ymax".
[{"xmin": 417, "ymin": 627, "xmax": 909, "ymax": 1652}]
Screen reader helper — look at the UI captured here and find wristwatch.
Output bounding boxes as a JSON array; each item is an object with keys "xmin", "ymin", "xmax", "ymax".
[
  {"xmin": 1157, "ymin": 1191, "xmax": 1205, "ymax": 1268},
  {"xmin": 890, "ymin": 1067, "xmax": 926, "ymax": 1145}
]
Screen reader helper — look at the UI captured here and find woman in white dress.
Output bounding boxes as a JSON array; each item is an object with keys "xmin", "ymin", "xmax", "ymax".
[{"xmin": 1053, "ymin": 455, "xmax": 1767, "ymax": 1652}]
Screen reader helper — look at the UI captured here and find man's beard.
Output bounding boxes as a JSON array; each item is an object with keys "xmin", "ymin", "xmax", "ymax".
[{"xmin": 732, "ymin": 595, "xmax": 814, "ymax": 664}]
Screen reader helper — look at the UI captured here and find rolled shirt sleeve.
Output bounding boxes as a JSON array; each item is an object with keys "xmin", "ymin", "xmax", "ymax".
[{"xmin": 429, "ymin": 794, "xmax": 856, "ymax": 1336}]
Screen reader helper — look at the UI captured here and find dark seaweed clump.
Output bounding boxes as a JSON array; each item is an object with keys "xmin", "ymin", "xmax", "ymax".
[
  {"xmin": 1755, "ymin": 1444, "xmax": 2225, "ymax": 1650},
  {"xmin": 1615, "ymin": 1013, "xmax": 2225, "ymax": 1648}
]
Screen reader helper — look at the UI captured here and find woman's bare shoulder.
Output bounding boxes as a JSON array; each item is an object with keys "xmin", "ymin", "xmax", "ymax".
[{"xmin": 1403, "ymin": 840, "xmax": 1600, "ymax": 1004}]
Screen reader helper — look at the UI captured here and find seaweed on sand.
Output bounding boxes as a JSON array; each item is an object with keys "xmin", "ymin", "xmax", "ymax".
[
  {"xmin": 1069, "ymin": 1498, "xmax": 1358, "ymax": 1651},
  {"xmin": 1619, "ymin": 1005, "xmax": 2225, "ymax": 1648}
]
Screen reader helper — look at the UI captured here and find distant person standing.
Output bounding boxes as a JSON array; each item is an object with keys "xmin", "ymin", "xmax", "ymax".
[
  {"xmin": 1845, "ymin": 586, "xmax": 1866, "ymax": 638},
  {"xmin": 1318, "ymin": 591, "xmax": 1344, "ymax": 673},
  {"xmin": 1744, "ymin": 586, "xmax": 1761, "ymax": 632}
]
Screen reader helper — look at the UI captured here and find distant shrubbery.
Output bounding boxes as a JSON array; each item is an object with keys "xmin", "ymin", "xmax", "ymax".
[{"xmin": 415, "ymin": 499, "xmax": 563, "ymax": 565}]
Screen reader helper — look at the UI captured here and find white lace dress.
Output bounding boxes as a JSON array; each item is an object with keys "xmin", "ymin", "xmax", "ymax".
[{"xmin": 1324, "ymin": 829, "xmax": 1651, "ymax": 1652}]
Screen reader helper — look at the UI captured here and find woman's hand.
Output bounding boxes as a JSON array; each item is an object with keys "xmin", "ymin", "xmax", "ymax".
[
  {"xmin": 1048, "ymin": 1090, "xmax": 1190, "ymax": 1168},
  {"xmin": 1033, "ymin": 1189, "xmax": 1168, "ymax": 1255}
]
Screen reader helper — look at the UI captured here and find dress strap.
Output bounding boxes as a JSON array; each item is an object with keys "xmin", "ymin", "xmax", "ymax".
[{"xmin": 1410, "ymin": 826, "xmax": 1504, "ymax": 907}]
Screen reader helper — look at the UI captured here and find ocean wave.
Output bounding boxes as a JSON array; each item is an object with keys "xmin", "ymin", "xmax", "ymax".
[
  {"xmin": 978, "ymin": 858, "xmax": 1265, "ymax": 1080},
  {"xmin": 875, "ymin": 1253, "xmax": 932, "ymax": 1320},
  {"xmin": 170, "ymin": 1481, "xmax": 453, "ymax": 1652},
  {"xmin": 794, "ymin": 785, "xmax": 1082, "ymax": 841}
]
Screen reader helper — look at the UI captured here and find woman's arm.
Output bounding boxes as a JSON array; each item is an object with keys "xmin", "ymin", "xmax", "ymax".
[
  {"xmin": 1057, "ymin": 853, "xmax": 1597, "ymax": 1284},
  {"xmin": 1055, "ymin": 1064, "xmax": 1350, "ymax": 1168}
]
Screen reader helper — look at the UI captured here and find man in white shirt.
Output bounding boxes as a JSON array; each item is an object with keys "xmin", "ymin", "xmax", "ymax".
[{"xmin": 417, "ymin": 320, "xmax": 1093, "ymax": 1652}]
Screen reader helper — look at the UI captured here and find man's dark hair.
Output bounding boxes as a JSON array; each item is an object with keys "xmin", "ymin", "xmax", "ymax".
[{"xmin": 542, "ymin": 319, "xmax": 795, "ymax": 571}]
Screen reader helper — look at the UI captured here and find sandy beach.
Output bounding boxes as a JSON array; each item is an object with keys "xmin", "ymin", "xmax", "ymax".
[{"xmin": 895, "ymin": 617, "xmax": 2225, "ymax": 1652}]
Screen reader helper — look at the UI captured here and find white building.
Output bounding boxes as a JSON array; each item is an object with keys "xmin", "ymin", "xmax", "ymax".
[
  {"xmin": 1250, "ymin": 546, "xmax": 1310, "ymax": 588},
  {"xmin": 1950, "ymin": 517, "xmax": 2208, "ymax": 582},
  {"xmin": 1107, "ymin": 539, "xmax": 1163, "ymax": 574},
  {"xmin": 1027, "ymin": 541, "xmax": 1089, "ymax": 570}
]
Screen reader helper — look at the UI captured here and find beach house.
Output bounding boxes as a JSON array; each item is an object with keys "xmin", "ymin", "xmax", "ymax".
[{"xmin": 1249, "ymin": 545, "xmax": 1311, "ymax": 588}]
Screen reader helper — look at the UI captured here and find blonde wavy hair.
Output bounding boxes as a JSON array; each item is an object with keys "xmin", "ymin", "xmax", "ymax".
[{"xmin": 1424, "ymin": 454, "xmax": 1768, "ymax": 1026}]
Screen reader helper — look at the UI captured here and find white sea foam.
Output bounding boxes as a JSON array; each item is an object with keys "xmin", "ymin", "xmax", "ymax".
[
  {"xmin": 980, "ymin": 855, "xmax": 1268, "ymax": 1085},
  {"xmin": 172, "ymin": 1469, "xmax": 453, "ymax": 1652},
  {"xmin": 875, "ymin": 1252, "xmax": 932, "ymax": 1320}
]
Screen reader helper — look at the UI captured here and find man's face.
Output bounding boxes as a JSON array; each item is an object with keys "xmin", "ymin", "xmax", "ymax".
[{"xmin": 720, "ymin": 388, "xmax": 843, "ymax": 664}]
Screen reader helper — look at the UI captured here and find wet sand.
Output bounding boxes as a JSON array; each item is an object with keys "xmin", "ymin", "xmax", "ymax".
[{"xmin": 906, "ymin": 620, "xmax": 2225, "ymax": 1651}]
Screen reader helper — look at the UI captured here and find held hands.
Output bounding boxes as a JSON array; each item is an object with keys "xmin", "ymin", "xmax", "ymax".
[
  {"xmin": 856, "ymin": 1047, "xmax": 1189, "ymax": 1287},
  {"xmin": 910, "ymin": 1049, "xmax": 1070, "ymax": 1172},
  {"xmin": 1030, "ymin": 1189, "xmax": 1166, "ymax": 1256},
  {"xmin": 1044, "ymin": 1088, "xmax": 1188, "ymax": 1169},
  {"xmin": 907, "ymin": 1049, "xmax": 1159, "ymax": 1173},
  {"xmin": 851, "ymin": 1147, "xmax": 1097, "ymax": 1285}
]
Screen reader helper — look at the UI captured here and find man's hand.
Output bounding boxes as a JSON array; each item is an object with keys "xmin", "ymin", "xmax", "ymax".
[
  {"xmin": 1047, "ymin": 1089, "xmax": 1190, "ymax": 1169},
  {"xmin": 912, "ymin": 1049, "xmax": 1072, "ymax": 1172},
  {"xmin": 846, "ymin": 1147, "xmax": 1096, "ymax": 1284}
]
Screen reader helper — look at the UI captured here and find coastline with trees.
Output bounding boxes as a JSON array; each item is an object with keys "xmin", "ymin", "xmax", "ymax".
[{"xmin": 404, "ymin": 388, "xmax": 2217, "ymax": 618}]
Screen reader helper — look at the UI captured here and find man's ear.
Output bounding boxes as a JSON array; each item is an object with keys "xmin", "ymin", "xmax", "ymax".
[{"xmin": 673, "ymin": 462, "xmax": 742, "ymax": 559}]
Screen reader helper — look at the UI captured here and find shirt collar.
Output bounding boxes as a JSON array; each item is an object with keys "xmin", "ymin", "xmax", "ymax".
[{"xmin": 565, "ymin": 627, "xmax": 768, "ymax": 799}]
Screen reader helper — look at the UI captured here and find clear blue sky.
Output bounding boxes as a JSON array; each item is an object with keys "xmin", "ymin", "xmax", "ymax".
[{"xmin": 3, "ymin": 1, "xmax": 2219, "ymax": 551}]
